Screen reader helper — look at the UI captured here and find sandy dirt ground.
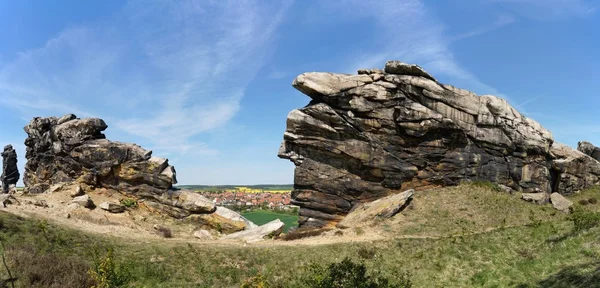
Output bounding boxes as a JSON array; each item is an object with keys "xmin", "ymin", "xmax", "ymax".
[{"xmin": 1, "ymin": 189, "xmax": 387, "ymax": 248}]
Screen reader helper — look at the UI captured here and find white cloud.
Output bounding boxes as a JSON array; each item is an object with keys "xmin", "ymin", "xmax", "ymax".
[
  {"xmin": 491, "ymin": 0, "xmax": 597, "ymax": 19},
  {"xmin": 451, "ymin": 15, "xmax": 516, "ymax": 42},
  {"xmin": 0, "ymin": 1, "xmax": 293, "ymax": 156},
  {"xmin": 328, "ymin": 0, "xmax": 505, "ymax": 97}
]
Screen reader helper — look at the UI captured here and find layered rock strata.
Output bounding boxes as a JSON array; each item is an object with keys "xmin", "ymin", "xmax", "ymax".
[
  {"xmin": 22, "ymin": 115, "xmax": 254, "ymax": 231},
  {"xmin": 279, "ymin": 60, "xmax": 599, "ymax": 227}
]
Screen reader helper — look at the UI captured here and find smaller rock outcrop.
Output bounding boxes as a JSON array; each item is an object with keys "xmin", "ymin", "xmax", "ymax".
[
  {"xmin": 99, "ymin": 201, "xmax": 126, "ymax": 213},
  {"xmin": 337, "ymin": 189, "xmax": 414, "ymax": 228},
  {"xmin": 222, "ymin": 219, "xmax": 285, "ymax": 243},
  {"xmin": 550, "ymin": 193, "xmax": 573, "ymax": 213},
  {"xmin": 71, "ymin": 195, "xmax": 93, "ymax": 208},
  {"xmin": 577, "ymin": 141, "xmax": 600, "ymax": 161},
  {"xmin": 1, "ymin": 145, "xmax": 19, "ymax": 193},
  {"xmin": 521, "ymin": 193, "xmax": 548, "ymax": 204}
]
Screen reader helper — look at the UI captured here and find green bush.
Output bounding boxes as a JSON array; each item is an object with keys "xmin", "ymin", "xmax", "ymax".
[
  {"xmin": 568, "ymin": 207, "xmax": 600, "ymax": 232},
  {"xmin": 88, "ymin": 247, "xmax": 131, "ymax": 288},
  {"xmin": 120, "ymin": 198, "xmax": 137, "ymax": 208},
  {"xmin": 303, "ymin": 257, "xmax": 411, "ymax": 288},
  {"xmin": 240, "ymin": 274, "xmax": 270, "ymax": 288}
]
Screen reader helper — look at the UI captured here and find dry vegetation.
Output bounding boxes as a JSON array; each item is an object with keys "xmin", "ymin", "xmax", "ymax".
[{"xmin": 0, "ymin": 184, "xmax": 599, "ymax": 287}]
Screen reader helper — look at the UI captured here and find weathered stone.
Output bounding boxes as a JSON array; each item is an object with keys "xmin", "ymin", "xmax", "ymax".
[
  {"xmin": 577, "ymin": 140, "xmax": 600, "ymax": 161},
  {"xmin": 550, "ymin": 192, "xmax": 573, "ymax": 213},
  {"xmin": 144, "ymin": 201, "xmax": 190, "ymax": 219},
  {"xmin": 99, "ymin": 201, "xmax": 126, "ymax": 213},
  {"xmin": 193, "ymin": 230, "xmax": 213, "ymax": 240},
  {"xmin": 71, "ymin": 195, "xmax": 93, "ymax": 208},
  {"xmin": 33, "ymin": 199, "xmax": 49, "ymax": 208},
  {"xmin": 156, "ymin": 190, "xmax": 216, "ymax": 214},
  {"xmin": 550, "ymin": 143, "xmax": 600, "ymax": 194},
  {"xmin": 384, "ymin": 60, "xmax": 436, "ymax": 81},
  {"xmin": 19, "ymin": 114, "xmax": 215, "ymax": 220},
  {"xmin": 338, "ymin": 189, "xmax": 413, "ymax": 228},
  {"xmin": 23, "ymin": 115, "xmax": 173, "ymax": 197},
  {"xmin": 214, "ymin": 207, "xmax": 258, "ymax": 229},
  {"xmin": 186, "ymin": 213, "xmax": 247, "ymax": 234},
  {"xmin": 70, "ymin": 185, "xmax": 84, "ymax": 197},
  {"xmin": 221, "ymin": 219, "xmax": 285, "ymax": 243},
  {"xmin": 1, "ymin": 145, "xmax": 19, "ymax": 194},
  {"xmin": 521, "ymin": 193, "xmax": 548, "ymax": 204},
  {"xmin": 279, "ymin": 60, "xmax": 597, "ymax": 227},
  {"xmin": 0, "ymin": 194, "xmax": 18, "ymax": 207}
]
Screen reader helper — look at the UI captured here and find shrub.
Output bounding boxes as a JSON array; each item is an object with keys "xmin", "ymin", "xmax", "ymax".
[
  {"xmin": 155, "ymin": 226, "xmax": 173, "ymax": 238},
  {"xmin": 88, "ymin": 247, "xmax": 131, "ymax": 288},
  {"xmin": 303, "ymin": 257, "xmax": 411, "ymax": 288},
  {"xmin": 568, "ymin": 207, "xmax": 600, "ymax": 232},
  {"xmin": 354, "ymin": 227, "xmax": 365, "ymax": 236},
  {"xmin": 588, "ymin": 198, "xmax": 598, "ymax": 205},
  {"xmin": 241, "ymin": 274, "xmax": 270, "ymax": 288},
  {"xmin": 120, "ymin": 198, "xmax": 137, "ymax": 208},
  {"xmin": 357, "ymin": 247, "xmax": 376, "ymax": 260},
  {"xmin": 281, "ymin": 228, "xmax": 330, "ymax": 241},
  {"xmin": 7, "ymin": 245, "xmax": 94, "ymax": 288},
  {"xmin": 578, "ymin": 199, "xmax": 590, "ymax": 206}
]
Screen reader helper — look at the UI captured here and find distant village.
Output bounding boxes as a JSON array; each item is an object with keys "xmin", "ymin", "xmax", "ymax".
[{"xmin": 199, "ymin": 190, "xmax": 296, "ymax": 211}]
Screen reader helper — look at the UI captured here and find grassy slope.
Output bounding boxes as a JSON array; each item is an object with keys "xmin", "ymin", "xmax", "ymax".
[
  {"xmin": 1, "ymin": 184, "xmax": 600, "ymax": 287},
  {"xmin": 241, "ymin": 210, "xmax": 299, "ymax": 232}
]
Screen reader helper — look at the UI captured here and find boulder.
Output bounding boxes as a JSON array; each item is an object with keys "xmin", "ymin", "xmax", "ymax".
[
  {"xmin": 214, "ymin": 207, "xmax": 258, "ymax": 229},
  {"xmin": 71, "ymin": 195, "xmax": 93, "ymax": 208},
  {"xmin": 550, "ymin": 143, "xmax": 600, "ymax": 194},
  {"xmin": 338, "ymin": 189, "xmax": 413, "ymax": 228},
  {"xmin": 550, "ymin": 193, "xmax": 573, "ymax": 213},
  {"xmin": 193, "ymin": 230, "xmax": 213, "ymax": 240},
  {"xmin": 0, "ymin": 194, "xmax": 18, "ymax": 207},
  {"xmin": 221, "ymin": 219, "xmax": 285, "ymax": 243},
  {"xmin": 186, "ymin": 212, "xmax": 248, "ymax": 234},
  {"xmin": 70, "ymin": 185, "xmax": 84, "ymax": 197},
  {"xmin": 577, "ymin": 140, "xmax": 600, "ymax": 161},
  {"xmin": 279, "ymin": 60, "xmax": 597, "ymax": 227},
  {"xmin": 521, "ymin": 193, "xmax": 548, "ymax": 204},
  {"xmin": 99, "ymin": 201, "xmax": 126, "ymax": 213},
  {"xmin": 1, "ymin": 145, "xmax": 19, "ymax": 194}
]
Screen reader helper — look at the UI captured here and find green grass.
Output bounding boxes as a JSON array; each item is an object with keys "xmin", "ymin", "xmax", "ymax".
[
  {"xmin": 242, "ymin": 210, "xmax": 298, "ymax": 232},
  {"xmin": 1, "ymin": 184, "xmax": 600, "ymax": 287}
]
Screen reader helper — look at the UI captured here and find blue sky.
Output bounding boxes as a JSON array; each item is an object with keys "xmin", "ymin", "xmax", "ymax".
[{"xmin": 0, "ymin": 0, "xmax": 599, "ymax": 185}]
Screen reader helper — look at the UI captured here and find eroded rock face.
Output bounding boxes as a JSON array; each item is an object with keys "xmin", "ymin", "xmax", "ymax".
[
  {"xmin": 1, "ymin": 145, "xmax": 19, "ymax": 193},
  {"xmin": 279, "ymin": 60, "xmax": 599, "ymax": 227},
  {"xmin": 23, "ymin": 115, "xmax": 177, "ymax": 195}
]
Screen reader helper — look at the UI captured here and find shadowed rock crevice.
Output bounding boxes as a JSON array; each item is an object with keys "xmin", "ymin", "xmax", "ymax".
[{"xmin": 279, "ymin": 60, "xmax": 600, "ymax": 227}]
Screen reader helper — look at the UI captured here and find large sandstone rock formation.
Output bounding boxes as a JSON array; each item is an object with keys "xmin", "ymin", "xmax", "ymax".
[
  {"xmin": 21, "ymin": 115, "xmax": 254, "ymax": 230},
  {"xmin": 1, "ymin": 145, "xmax": 19, "ymax": 193},
  {"xmin": 279, "ymin": 60, "xmax": 599, "ymax": 227}
]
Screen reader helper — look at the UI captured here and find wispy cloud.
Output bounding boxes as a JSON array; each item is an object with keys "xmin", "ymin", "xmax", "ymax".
[
  {"xmin": 490, "ymin": 0, "xmax": 597, "ymax": 19},
  {"xmin": 0, "ymin": 1, "xmax": 293, "ymax": 156},
  {"xmin": 450, "ymin": 15, "xmax": 516, "ymax": 42},
  {"xmin": 325, "ymin": 0, "xmax": 506, "ymax": 97}
]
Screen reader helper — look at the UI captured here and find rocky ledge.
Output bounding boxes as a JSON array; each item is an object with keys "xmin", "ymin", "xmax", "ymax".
[{"xmin": 279, "ymin": 60, "xmax": 600, "ymax": 228}]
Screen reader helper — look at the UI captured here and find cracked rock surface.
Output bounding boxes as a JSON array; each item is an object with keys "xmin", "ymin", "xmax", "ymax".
[{"xmin": 279, "ymin": 60, "xmax": 600, "ymax": 227}]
